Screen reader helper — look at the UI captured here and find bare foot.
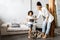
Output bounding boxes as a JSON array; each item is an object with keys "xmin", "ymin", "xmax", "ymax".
[
  {"xmin": 42, "ymin": 34, "xmax": 47, "ymax": 38},
  {"xmin": 28, "ymin": 36, "xmax": 31, "ymax": 38}
]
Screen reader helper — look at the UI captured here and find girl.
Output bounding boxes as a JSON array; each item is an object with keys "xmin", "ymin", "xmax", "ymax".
[{"xmin": 26, "ymin": 11, "xmax": 34, "ymax": 38}]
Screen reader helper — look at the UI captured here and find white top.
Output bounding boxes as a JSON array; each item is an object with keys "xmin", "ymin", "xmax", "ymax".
[
  {"xmin": 37, "ymin": 7, "xmax": 54, "ymax": 23},
  {"xmin": 26, "ymin": 16, "xmax": 34, "ymax": 24}
]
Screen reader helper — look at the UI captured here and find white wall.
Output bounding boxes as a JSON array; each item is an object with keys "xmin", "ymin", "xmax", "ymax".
[
  {"xmin": 0, "ymin": 0, "xmax": 60, "ymax": 27},
  {"xmin": 32, "ymin": 0, "xmax": 49, "ymax": 15},
  {"xmin": 56, "ymin": 0, "xmax": 60, "ymax": 27},
  {"xmin": 0, "ymin": 0, "xmax": 30, "ymax": 23},
  {"xmin": 32, "ymin": 0, "xmax": 60, "ymax": 27},
  {"xmin": 32, "ymin": 0, "xmax": 49, "ymax": 28}
]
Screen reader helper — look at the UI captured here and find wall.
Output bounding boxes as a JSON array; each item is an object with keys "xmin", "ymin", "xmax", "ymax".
[
  {"xmin": 32, "ymin": 0, "xmax": 49, "ymax": 28},
  {"xmin": 32, "ymin": 0, "xmax": 60, "ymax": 27},
  {"xmin": 0, "ymin": 0, "xmax": 60, "ymax": 27},
  {"xmin": 32, "ymin": 0, "xmax": 49, "ymax": 15},
  {"xmin": 0, "ymin": 0, "xmax": 50, "ymax": 27},
  {"xmin": 56, "ymin": 0, "xmax": 60, "ymax": 27},
  {"xmin": 0, "ymin": 0, "xmax": 30, "ymax": 23}
]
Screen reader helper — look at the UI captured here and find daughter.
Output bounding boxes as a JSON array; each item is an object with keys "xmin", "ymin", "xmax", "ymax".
[{"xmin": 26, "ymin": 11, "xmax": 35, "ymax": 38}]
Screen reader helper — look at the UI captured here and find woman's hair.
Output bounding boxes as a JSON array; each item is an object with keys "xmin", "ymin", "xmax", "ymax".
[
  {"xmin": 28, "ymin": 11, "xmax": 33, "ymax": 15},
  {"xmin": 37, "ymin": 1, "xmax": 42, "ymax": 6}
]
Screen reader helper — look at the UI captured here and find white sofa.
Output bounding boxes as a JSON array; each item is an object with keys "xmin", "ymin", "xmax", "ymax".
[
  {"xmin": 1, "ymin": 21, "xmax": 42, "ymax": 35},
  {"xmin": 1, "ymin": 23, "xmax": 29, "ymax": 35}
]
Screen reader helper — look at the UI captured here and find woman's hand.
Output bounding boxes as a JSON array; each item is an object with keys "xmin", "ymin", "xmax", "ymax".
[{"xmin": 33, "ymin": 18, "xmax": 37, "ymax": 20}]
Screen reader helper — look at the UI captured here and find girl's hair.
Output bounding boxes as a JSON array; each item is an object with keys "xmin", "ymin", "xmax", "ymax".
[{"xmin": 28, "ymin": 11, "xmax": 33, "ymax": 15}]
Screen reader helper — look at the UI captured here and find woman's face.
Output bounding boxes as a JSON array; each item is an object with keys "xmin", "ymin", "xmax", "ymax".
[{"xmin": 37, "ymin": 6, "xmax": 42, "ymax": 10}]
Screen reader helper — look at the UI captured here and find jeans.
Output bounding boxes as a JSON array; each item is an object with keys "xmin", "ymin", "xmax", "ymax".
[{"xmin": 42, "ymin": 20, "xmax": 51, "ymax": 35}]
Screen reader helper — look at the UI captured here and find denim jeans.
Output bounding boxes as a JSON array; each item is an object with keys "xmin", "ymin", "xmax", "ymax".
[{"xmin": 42, "ymin": 20, "xmax": 51, "ymax": 35}]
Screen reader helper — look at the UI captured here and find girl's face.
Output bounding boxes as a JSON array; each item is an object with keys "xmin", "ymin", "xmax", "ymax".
[{"xmin": 29, "ymin": 12, "xmax": 33, "ymax": 16}]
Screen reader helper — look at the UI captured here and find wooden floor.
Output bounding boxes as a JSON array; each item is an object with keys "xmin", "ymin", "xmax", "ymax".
[{"xmin": 1, "ymin": 28, "xmax": 60, "ymax": 40}]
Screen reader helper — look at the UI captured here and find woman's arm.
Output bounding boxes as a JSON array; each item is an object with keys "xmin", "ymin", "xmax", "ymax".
[
  {"xmin": 44, "ymin": 7, "xmax": 49, "ymax": 22},
  {"xmin": 37, "ymin": 14, "xmax": 40, "ymax": 19}
]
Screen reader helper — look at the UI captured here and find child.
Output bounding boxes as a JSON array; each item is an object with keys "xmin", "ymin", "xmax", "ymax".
[{"xmin": 26, "ymin": 11, "xmax": 34, "ymax": 38}]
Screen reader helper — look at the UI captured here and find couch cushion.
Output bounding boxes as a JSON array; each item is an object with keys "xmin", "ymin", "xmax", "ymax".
[{"xmin": 7, "ymin": 24, "xmax": 29, "ymax": 31}]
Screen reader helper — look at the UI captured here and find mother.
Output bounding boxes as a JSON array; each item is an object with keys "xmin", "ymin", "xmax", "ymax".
[{"xmin": 36, "ymin": 2, "xmax": 54, "ymax": 38}]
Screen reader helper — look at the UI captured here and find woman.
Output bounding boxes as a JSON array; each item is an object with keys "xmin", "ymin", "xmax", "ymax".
[{"xmin": 36, "ymin": 2, "xmax": 54, "ymax": 38}]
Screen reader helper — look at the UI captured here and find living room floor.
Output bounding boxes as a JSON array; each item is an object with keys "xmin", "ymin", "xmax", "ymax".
[{"xmin": 1, "ymin": 28, "xmax": 60, "ymax": 40}]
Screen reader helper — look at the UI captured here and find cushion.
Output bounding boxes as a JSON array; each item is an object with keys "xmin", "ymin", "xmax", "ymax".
[{"xmin": 7, "ymin": 24, "xmax": 29, "ymax": 31}]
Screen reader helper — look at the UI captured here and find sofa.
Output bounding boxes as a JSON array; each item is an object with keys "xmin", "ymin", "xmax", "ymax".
[
  {"xmin": 1, "ymin": 20, "xmax": 42, "ymax": 35},
  {"xmin": 1, "ymin": 23, "xmax": 29, "ymax": 35},
  {"xmin": 1, "ymin": 23, "xmax": 42, "ymax": 35}
]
